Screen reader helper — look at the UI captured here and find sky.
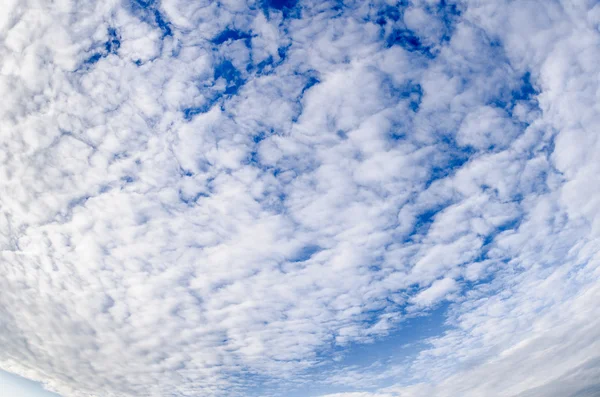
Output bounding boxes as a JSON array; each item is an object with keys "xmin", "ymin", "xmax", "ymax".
[
  {"xmin": 1, "ymin": 0, "xmax": 600, "ymax": 396},
  {"xmin": 0, "ymin": 370, "xmax": 60, "ymax": 397}
]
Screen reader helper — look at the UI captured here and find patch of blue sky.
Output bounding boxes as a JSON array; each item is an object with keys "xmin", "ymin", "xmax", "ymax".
[
  {"xmin": 334, "ymin": 303, "xmax": 450, "ymax": 367},
  {"xmin": 424, "ymin": 136, "xmax": 476, "ymax": 188},
  {"xmin": 181, "ymin": 104, "xmax": 213, "ymax": 121},
  {"xmin": 429, "ymin": 0, "xmax": 464, "ymax": 42},
  {"xmin": 214, "ymin": 60, "xmax": 245, "ymax": 96},
  {"xmin": 407, "ymin": 206, "xmax": 449, "ymax": 240},
  {"xmin": 369, "ymin": 0, "xmax": 463, "ymax": 54},
  {"xmin": 0, "ymin": 370, "xmax": 61, "ymax": 397},
  {"xmin": 301, "ymin": 75, "xmax": 321, "ymax": 96},
  {"xmin": 383, "ymin": 79, "xmax": 423, "ymax": 112},
  {"xmin": 83, "ymin": 52, "xmax": 103, "ymax": 65},
  {"xmin": 82, "ymin": 27, "xmax": 121, "ymax": 65},
  {"xmin": 129, "ymin": 0, "xmax": 173, "ymax": 38},
  {"xmin": 252, "ymin": 45, "xmax": 288, "ymax": 74},
  {"xmin": 289, "ymin": 244, "xmax": 322, "ymax": 262},
  {"xmin": 471, "ymin": 216, "xmax": 523, "ymax": 265},
  {"xmin": 105, "ymin": 28, "xmax": 120, "ymax": 54},
  {"xmin": 513, "ymin": 72, "xmax": 538, "ymax": 101},
  {"xmin": 375, "ymin": 4, "xmax": 403, "ymax": 26},
  {"xmin": 274, "ymin": 304, "xmax": 451, "ymax": 397},
  {"xmin": 386, "ymin": 29, "xmax": 433, "ymax": 57},
  {"xmin": 262, "ymin": 0, "xmax": 300, "ymax": 20},
  {"xmin": 490, "ymin": 71, "xmax": 540, "ymax": 115},
  {"xmin": 211, "ymin": 29, "xmax": 253, "ymax": 46},
  {"xmin": 181, "ymin": 60, "xmax": 248, "ymax": 120}
]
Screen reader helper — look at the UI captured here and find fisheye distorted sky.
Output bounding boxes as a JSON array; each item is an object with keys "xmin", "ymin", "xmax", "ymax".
[{"xmin": 1, "ymin": 0, "xmax": 600, "ymax": 396}]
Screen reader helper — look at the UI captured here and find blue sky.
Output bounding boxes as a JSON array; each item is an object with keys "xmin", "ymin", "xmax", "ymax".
[
  {"xmin": 1, "ymin": 0, "xmax": 600, "ymax": 397},
  {"xmin": 0, "ymin": 370, "xmax": 59, "ymax": 397}
]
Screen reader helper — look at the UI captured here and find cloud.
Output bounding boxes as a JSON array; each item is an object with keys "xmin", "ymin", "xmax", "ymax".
[
  {"xmin": 0, "ymin": 0, "xmax": 599, "ymax": 397},
  {"xmin": 319, "ymin": 394, "xmax": 396, "ymax": 397},
  {"xmin": 410, "ymin": 277, "xmax": 457, "ymax": 307}
]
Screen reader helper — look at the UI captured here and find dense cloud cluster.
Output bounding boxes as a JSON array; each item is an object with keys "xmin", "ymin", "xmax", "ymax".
[{"xmin": 1, "ymin": 0, "xmax": 599, "ymax": 396}]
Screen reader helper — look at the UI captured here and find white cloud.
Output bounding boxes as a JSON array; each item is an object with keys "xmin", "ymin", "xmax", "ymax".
[{"xmin": 410, "ymin": 277, "xmax": 458, "ymax": 307}]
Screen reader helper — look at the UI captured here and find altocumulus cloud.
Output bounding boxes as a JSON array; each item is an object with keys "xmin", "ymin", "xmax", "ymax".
[{"xmin": 1, "ymin": 0, "xmax": 600, "ymax": 396}]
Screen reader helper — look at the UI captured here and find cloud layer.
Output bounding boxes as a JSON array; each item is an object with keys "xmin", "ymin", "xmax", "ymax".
[{"xmin": 1, "ymin": 0, "xmax": 599, "ymax": 396}]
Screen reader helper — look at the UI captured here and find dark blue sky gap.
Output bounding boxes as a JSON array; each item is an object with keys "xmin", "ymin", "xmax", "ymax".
[
  {"xmin": 211, "ymin": 29, "xmax": 253, "ymax": 46},
  {"xmin": 105, "ymin": 28, "xmax": 121, "ymax": 54},
  {"xmin": 433, "ymin": 0, "xmax": 463, "ymax": 42},
  {"xmin": 254, "ymin": 46, "xmax": 289, "ymax": 75},
  {"xmin": 181, "ymin": 59, "xmax": 248, "ymax": 120},
  {"xmin": 490, "ymin": 71, "xmax": 539, "ymax": 115},
  {"xmin": 386, "ymin": 80, "xmax": 423, "ymax": 112},
  {"xmin": 214, "ymin": 60, "xmax": 245, "ymax": 96},
  {"xmin": 376, "ymin": 5, "xmax": 402, "ymax": 26},
  {"xmin": 386, "ymin": 29, "xmax": 432, "ymax": 56},
  {"xmin": 289, "ymin": 245, "xmax": 321, "ymax": 262},
  {"xmin": 262, "ymin": 0, "xmax": 299, "ymax": 19},
  {"xmin": 129, "ymin": 0, "xmax": 173, "ymax": 38},
  {"xmin": 83, "ymin": 27, "xmax": 121, "ymax": 65}
]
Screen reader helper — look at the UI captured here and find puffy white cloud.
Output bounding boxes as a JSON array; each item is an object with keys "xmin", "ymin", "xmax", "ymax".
[{"xmin": 410, "ymin": 277, "xmax": 458, "ymax": 307}]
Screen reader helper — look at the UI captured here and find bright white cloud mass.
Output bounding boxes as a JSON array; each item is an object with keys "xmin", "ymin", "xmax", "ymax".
[{"xmin": 1, "ymin": 0, "xmax": 600, "ymax": 396}]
